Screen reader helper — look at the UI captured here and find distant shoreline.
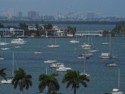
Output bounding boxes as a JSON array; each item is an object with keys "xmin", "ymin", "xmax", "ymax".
[{"xmin": 0, "ymin": 20, "xmax": 124, "ymax": 25}]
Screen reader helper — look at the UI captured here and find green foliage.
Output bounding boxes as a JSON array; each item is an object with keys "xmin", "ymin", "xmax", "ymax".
[
  {"xmin": 12, "ymin": 68, "xmax": 32, "ymax": 93},
  {"xmin": 38, "ymin": 73, "xmax": 60, "ymax": 94},
  {"xmin": 62, "ymin": 70, "xmax": 90, "ymax": 94},
  {"xmin": 44, "ymin": 23, "xmax": 53, "ymax": 29},
  {"xmin": 0, "ymin": 68, "xmax": 7, "ymax": 80},
  {"xmin": 111, "ymin": 21, "xmax": 125, "ymax": 36},
  {"xmin": 67, "ymin": 26, "xmax": 76, "ymax": 36},
  {"xmin": 19, "ymin": 23, "xmax": 28, "ymax": 29},
  {"xmin": 37, "ymin": 26, "xmax": 46, "ymax": 36}
]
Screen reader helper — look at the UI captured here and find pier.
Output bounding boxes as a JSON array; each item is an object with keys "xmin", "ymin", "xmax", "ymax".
[{"xmin": 76, "ymin": 30, "xmax": 103, "ymax": 37}]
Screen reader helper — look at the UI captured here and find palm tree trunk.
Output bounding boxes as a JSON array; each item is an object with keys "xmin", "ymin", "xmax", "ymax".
[{"xmin": 74, "ymin": 87, "xmax": 76, "ymax": 94}]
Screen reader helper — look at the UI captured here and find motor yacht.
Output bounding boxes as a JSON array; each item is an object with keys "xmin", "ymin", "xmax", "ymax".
[
  {"xmin": 56, "ymin": 65, "xmax": 72, "ymax": 72},
  {"xmin": 11, "ymin": 38, "xmax": 26, "ymax": 45}
]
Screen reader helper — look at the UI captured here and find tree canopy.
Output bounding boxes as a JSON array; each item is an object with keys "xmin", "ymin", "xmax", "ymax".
[{"xmin": 62, "ymin": 70, "xmax": 90, "ymax": 94}]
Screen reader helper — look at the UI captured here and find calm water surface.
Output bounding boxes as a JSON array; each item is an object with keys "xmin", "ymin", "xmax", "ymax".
[
  {"xmin": 0, "ymin": 36, "xmax": 125, "ymax": 94},
  {"xmin": 0, "ymin": 22, "xmax": 124, "ymax": 94}
]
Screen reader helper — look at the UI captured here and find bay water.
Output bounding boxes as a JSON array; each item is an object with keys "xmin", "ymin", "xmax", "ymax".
[{"xmin": 0, "ymin": 24, "xmax": 125, "ymax": 94}]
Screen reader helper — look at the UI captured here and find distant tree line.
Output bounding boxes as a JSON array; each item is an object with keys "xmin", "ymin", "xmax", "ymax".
[
  {"xmin": 0, "ymin": 22, "xmax": 77, "ymax": 37},
  {"xmin": 101, "ymin": 21, "xmax": 125, "ymax": 37},
  {"xmin": 111, "ymin": 21, "xmax": 125, "ymax": 36},
  {"xmin": 2, "ymin": 21, "xmax": 125, "ymax": 37}
]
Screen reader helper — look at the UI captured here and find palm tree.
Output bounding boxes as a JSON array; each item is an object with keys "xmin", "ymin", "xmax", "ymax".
[
  {"xmin": 0, "ymin": 68, "xmax": 7, "ymax": 80},
  {"xmin": 38, "ymin": 73, "xmax": 60, "ymax": 94},
  {"xmin": 62, "ymin": 70, "xmax": 90, "ymax": 94},
  {"xmin": 12, "ymin": 68, "xmax": 32, "ymax": 94},
  {"xmin": 67, "ymin": 26, "xmax": 76, "ymax": 36}
]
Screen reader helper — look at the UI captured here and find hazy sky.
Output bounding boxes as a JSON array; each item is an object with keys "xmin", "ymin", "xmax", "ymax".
[{"xmin": 0, "ymin": 0, "xmax": 125, "ymax": 17}]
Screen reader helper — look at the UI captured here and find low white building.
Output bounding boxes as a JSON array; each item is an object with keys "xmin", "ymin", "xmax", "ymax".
[
  {"xmin": 28, "ymin": 25, "xmax": 37, "ymax": 31},
  {"xmin": 0, "ymin": 28, "xmax": 24, "ymax": 37},
  {"xmin": 56, "ymin": 30, "xmax": 65, "ymax": 37}
]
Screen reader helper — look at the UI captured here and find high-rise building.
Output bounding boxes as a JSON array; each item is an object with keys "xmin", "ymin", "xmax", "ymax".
[
  {"xmin": 86, "ymin": 12, "xmax": 98, "ymax": 21},
  {"xmin": 28, "ymin": 11, "xmax": 39, "ymax": 19},
  {"xmin": 17, "ymin": 11, "xmax": 23, "ymax": 18}
]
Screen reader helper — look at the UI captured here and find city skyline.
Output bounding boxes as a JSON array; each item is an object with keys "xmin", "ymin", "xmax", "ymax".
[{"xmin": 0, "ymin": 0, "xmax": 125, "ymax": 18}]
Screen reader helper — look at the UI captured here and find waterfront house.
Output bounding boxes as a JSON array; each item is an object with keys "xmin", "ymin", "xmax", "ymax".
[
  {"xmin": 28, "ymin": 25, "xmax": 37, "ymax": 31},
  {"xmin": 0, "ymin": 28, "xmax": 24, "ymax": 37}
]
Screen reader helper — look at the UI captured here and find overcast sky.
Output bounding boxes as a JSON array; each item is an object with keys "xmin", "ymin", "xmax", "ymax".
[{"xmin": 0, "ymin": 0, "xmax": 125, "ymax": 17}]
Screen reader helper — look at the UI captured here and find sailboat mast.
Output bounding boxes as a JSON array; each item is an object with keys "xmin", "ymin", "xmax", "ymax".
[
  {"xmin": 83, "ymin": 58, "xmax": 86, "ymax": 73},
  {"xmin": 45, "ymin": 65, "xmax": 48, "ymax": 94},
  {"xmin": 46, "ymin": 65, "xmax": 48, "ymax": 74},
  {"xmin": 12, "ymin": 52, "xmax": 14, "ymax": 77},
  {"xmin": 54, "ymin": 37, "xmax": 57, "ymax": 45},
  {"xmin": 109, "ymin": 31, "xmax": 112, "ymax": 55},
  {"xmin": 118, "ymin": 69, "xmax": 120, "ymax": 89}
]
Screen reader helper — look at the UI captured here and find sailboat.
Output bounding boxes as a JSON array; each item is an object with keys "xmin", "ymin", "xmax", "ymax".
[
  {"xmin": 34, "ymin": 51, "xmax": 42, "ymax": 54},
  {"xmin": 1, "ymin": 47, "xmax": 10, "ymax": 51},
  {"xmin": 80, "ymin": 57, "xmax": 90, "ymax": 77},
  {"xmin": 11, "ymin": 38, "xmax": 26, "ymax": 45},
  {"xmin": 102, "ymin": 35, "xmax": 109, "ymax": 45},
  {"xmin": 100, "ymin": 32, "xmax": 112, "ymax": 59},
  {"xmin": 111, "ymin": 69, "xmax": 123, "ymax": 94},
  {"xmin": 0, "ymin": 32, "xmax": 10, "ymax": 50},
  {"xmin": 48, "ymin": 37, "xmax": 60, "ymax": 48},
  {"xmin": 81, "ymin": 43, "xmax": 92, "ymax": 50},
  {"xmin": 44, "ymin": 60, "xmax": 57, "ymax": 64},
  {"xmin": 34, "ymin": 39, "xmax": 42, "ymax": 54},
  {"xmin": 78, "ymin": 42, "xmax": 93, "ymax": 60},
  {"xmin": 78, "ymin": 51, "xmax": 93, "ymax": 60},
  {"xmin": 0, "ymin": 32, "xmax": 9, "ymax": 46},
  {"xmin": 1, "ymin": 53, "xmax": 15, "ymax": 84},
  {"xmin": 56, "ymin": 65, "xmax": 72, "ymax": 72},
  {"xmin": 69, "ymin": 35, "xmax": 79, "ymax": 44},
  {"xmin": 0, "ymin": 55, "xmax": 4, "ymax": 60},
  {"xmin": 81, "ymin": 35, "xmax": 93, "ymax": 50}
]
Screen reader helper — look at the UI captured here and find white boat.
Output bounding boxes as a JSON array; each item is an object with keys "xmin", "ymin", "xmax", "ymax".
[
  {"xmin": 102, "ymin": 35, "xmax": 109, "ymax": 45},
  {"xmin": 44, "ymin": 60, "xmax": 57, "ymax": 64},
  {"xmin": 15, "ymin": 46, "xmax": 21, "ymax": 48},
  {"xmin": 69, "ymin": 35, "xmax": 79, "ymax": 44},
  {"xmin": 1, "ymin": 53, "xmax": 15, "ymax": 84},
  {"xmin": 1, "ymin": 77, "xmax": 12, "ymax": 84},
  {"xmin": 1, "ymin": 47, "xmax": 10, "ymax": 51},
  {"xmin": 50, "ymin": 63, "xmax": 64, "ymax": 68},
  {"xmin": 34, "ymin": 38, "xmax": 42, "ymax": 54},
  {"xmin": 112, "ymin": 88, "xmax": 123, "ymax": 94},
  {"xmin": 100, "ymin": 53, "xmax": 111, "ymax": 59},
  {"xmin": 11, "ymin": 38, "xmax": 26, "ymax": 45},
  {"xmin": 0, "ymin": 56, "xmax": 4, "ymax": 60},
  {"xmin": 48, "ymin": 44, "xmax": 60, "ymax": 48},
  {"xmin": 78, "ymin": 47, "xmax": 93, "ymax": 60},
  {"xmin": 56, "ymin": 65, "xmax": 72, "ymax": 72},
  {"xmin": 111, "ymin": 69, "xmax": 123, "ymax": 94},
  {"xmin": 48, "ymin": 37, "xmax": 60, "ymax": 48},
  {"xmin": 102, "ymin": 42, "xmax": 109, "ymax": 45},
  {"xmin": 0, "ymin": 33, "xmax": 9, "ymax": 46},
  {"xmin": 81, "ymin": 58, "xmax": 90, "ymax": 77},
  {"xmin": 77, "ymin": 54, "xmax": 90, "ymax": 60},
  {"xmin": 106, "ymin": 63, "xmax": 118, "ymax": 67},
  {"xmin": 81, "ymin": 43, "xmax": 92, "ymax": 50},
  {"xmin": 78, "ymin": 54, "xmax": 86, "ymax": 59},
  {"xmin": 88, "ymin": 49, "xmax": 98, "ymax": 53},
  {"xmin": 82, "ymin": 52, "xmax": 93, "ymax": 58},
  {"xmin": 0, "ymin": 42, "xmax": 9, "ymax": 46},
  {"xmin": 70, "ymin": 40, "xmax": 79, "ymax": 43},
  {"xmin": 100, "ymin": 33, "xmax": 114, "ymax": 59},
  {"xmin": 80, "ymin": 72, "xmax": 90, "ymax": 77},
  {"xmin": 34, "ymin": 51, "xmax": 42, "ymax": 55}
]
